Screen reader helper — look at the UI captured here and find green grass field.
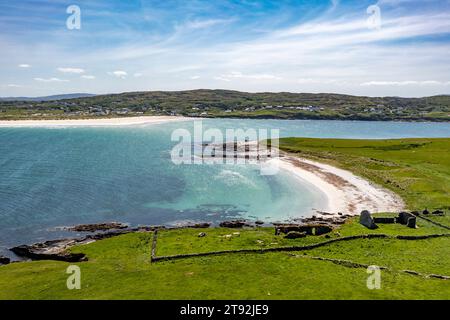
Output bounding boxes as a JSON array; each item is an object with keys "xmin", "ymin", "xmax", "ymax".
[{"xmin": 0, "ymin": 138, "xmax": 449, "ymax": 300}]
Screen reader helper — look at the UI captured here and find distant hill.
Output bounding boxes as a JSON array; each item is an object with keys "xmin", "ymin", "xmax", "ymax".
[
  {"xmin": 0, "ymin": 93, "xmax": 96, "ymax": 102},
  {"xmin": 0, "ymin": 89, "xmax": 449, "ymax": 121}
]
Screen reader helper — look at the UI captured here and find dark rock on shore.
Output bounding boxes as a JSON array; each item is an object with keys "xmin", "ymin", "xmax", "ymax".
[
  {"xmin": 432, "ymin": 210, "xmax": 445, "ymax": 216},
  {"xmin": 0, "ymin": 255, "xmax": 10, "ymax": 265},
  {"xmin": 255, "ymin": 220, "xmax": 264, "ymax": 225},
  {"xmin": 9, "ymin": 229, "xmax": 136, "ymax": 262},
  {"xmin": 68, "ymin": 222, "xmax": 128, "ymax": 232},
  {"xmin": 219, "ymin": 220, "xmax": 249, "ymax": 228},
  {"xmin": 302, "ymin": 215, "xmax": 348, "ymax": 226},
  {"xmin": 187, "ymin": 222, "xmax": 211, "ymax": 228}
]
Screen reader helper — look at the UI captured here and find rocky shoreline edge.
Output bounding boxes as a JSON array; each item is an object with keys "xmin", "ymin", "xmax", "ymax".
[
  {"xmin": 0, "ymin": 213, "xmax": 353, "ymax": 265},
  {"xmin": 1, "ymin": 209, "xmax": 445, "ymax": 266}
]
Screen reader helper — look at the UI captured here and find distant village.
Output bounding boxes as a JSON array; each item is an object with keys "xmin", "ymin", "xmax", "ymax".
[{"xmin": 0, "ymin": 93, "xmax": 443, "ymax": 121}]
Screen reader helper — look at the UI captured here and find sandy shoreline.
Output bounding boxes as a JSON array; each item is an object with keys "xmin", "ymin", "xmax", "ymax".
[
  {"xmin": 0, "ymin": 116, "xmax": 191, "ymax": 127},
  {"xmin": 274, "ymin": 155, "xmax": 405, "ymax": 216}
]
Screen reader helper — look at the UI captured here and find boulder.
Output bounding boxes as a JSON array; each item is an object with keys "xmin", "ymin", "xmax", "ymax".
[
  {"xmin": 0, "ymin": 255, "xmax": 10, "ymax": 265},
  {"xmin": 198, "ymin": 232, "xmax": 207, "ymax": 237},
  {"xmin": 422, "ymin": 209, "xmax": 430, "ymax": 215},
  {"xmin": 431, "ymin": 210, "xmax": 444, "ymax": 216},
  {"xmin": 284, "ymin": 231, "xmax": 307, "ymax": 239},
  {"xmin": 406, "ymin": 217, "xmax": 417, "ymax": 229},
  {"xmin": 359, "ymin": 210, "xmax": 378, "ymax": 229}
]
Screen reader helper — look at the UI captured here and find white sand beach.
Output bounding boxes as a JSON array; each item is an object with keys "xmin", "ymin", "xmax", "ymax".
[
  {"xmin": 0, "ymin": 116, "xmax": 191, "ymax": 127},
  {"xmin": 274, "ymin": 156, "xmax": 405, "ymax": 216}
]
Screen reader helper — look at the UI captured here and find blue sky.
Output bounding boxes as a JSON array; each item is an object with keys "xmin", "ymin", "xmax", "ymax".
[{"xmin": 1, "ymin": 0, "xmax": 450, "ymax": 97}]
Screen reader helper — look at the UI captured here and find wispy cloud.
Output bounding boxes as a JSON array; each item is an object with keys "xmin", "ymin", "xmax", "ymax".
[
  {"xmin": 81, "ymin": 75, "xmax": 96, "ymax": 79},
  {"xmin": 18, "ymin": 64, "xmax": 31, "ymax": 68},
  {"xmin": 1, "ymin": 0, "xmax": 450, "ymax": 97},
  {"xmin": 34, "ymin": 77, "xmax": 69, "ymax": 82},
  {"xmin": 57, "ymin": 67, "xmax": 85, "ymax": 74}
]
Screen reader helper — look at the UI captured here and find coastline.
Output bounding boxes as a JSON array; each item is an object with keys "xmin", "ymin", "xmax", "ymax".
[
  {"xmin": 274, "ymin": 155, "xmax": 405, "ymax": 216},
  {"xmin": 0, "ymin": 116, "xmax": 192, "ymax": 127}
]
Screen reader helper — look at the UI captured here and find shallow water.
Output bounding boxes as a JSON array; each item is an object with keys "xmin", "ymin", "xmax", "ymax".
[{"xmin": 0, "ymin": 119, "xmax": 449, "ymax": 257}]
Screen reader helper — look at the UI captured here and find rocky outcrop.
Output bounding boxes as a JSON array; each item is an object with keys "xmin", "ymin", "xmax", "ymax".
[
  {"xmin": 219, "ymin": 220, "xmax": 249, "ymax": 228},
  {"xmin": 359, "ymin": 210, "xmax": 378, "ymax": 229},
  {"xmin": 189, "ymin": 223, "xmax": 211, "ymax": 228},
  {"xmin": 0, "ymin": 255, "xmax": 10, "ymax": 265},
  {"xmin": 10, "ymin": 239, "xmax": 87, "ymax": 262},
  {"xmin": 302, "ymin": 215, "xmax": 349, "ymax": 225},
  {"xmin": 67, "ymin": 222, "xmax": 128, "ymax": 232},
  {"xmin": 9, "ymin": 228, "xmax": 135, "ymax": 262}
]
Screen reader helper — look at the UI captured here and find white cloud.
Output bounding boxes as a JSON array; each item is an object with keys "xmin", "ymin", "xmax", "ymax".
[
  {"xmin": 81, "ymin": 75, "xmax": 96, "ymax": 79},
  {"xmin": 190, "ymin": 76, "xmax": 201, "ymax": 80},
  {"xmin": 57, "ymin": 67, "xmax": 85, "ymax": 74},
  {"xmin": 18, "ymin": 64, "xmax": 31, "ymax": 68},
  {"xmin": 108, "ymin": 71, "xmax": 127, "ymax": 79},
  {"xmin": 34, "ymin": 77, "xmax": 69, "ymax": 82},
  {"xmin": 133, "ymin": 73, "xmax": 143, "ymax": 77},
  {"xmin": 6, "ymin": 84, "xmax": 23, "ymax": 88}
]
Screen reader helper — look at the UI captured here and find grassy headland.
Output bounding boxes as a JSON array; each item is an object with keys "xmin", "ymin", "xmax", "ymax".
[
  {"xmin": 279, "ymin": 138, "xmax": 450, "ymax": 211},
  {"xmin": 0, "ymin": 138, "xmax": 449, "ymax": 299}
]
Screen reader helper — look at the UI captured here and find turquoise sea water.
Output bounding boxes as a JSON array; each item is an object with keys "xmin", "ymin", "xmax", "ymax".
[{"xmin": 0, "ymin": 119, "xmax": 449, "ymax": 257}]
